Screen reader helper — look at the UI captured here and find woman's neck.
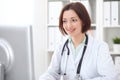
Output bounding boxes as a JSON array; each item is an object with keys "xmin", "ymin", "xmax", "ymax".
[{"xmin": 71, "ymin": 33, "xmax": 85, "ymax": 48}]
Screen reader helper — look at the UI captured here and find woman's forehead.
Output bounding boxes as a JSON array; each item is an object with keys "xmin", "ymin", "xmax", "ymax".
[{"xmin": 63, "ymin": 9, "xmax": 79, "ymax": 19}]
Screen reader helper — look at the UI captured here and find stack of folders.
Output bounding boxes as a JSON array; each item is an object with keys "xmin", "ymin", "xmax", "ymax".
[{"xmin": 103, "ymin": 1, "xmax": 120, "ymax": 26}]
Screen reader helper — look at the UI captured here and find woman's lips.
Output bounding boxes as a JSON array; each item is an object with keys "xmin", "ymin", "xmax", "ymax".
[{"xmin": 66, "ymin": 28, "xmax": 75, "ymax": 33}]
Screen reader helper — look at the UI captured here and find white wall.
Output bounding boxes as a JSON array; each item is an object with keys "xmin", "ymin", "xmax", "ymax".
[
  {"xmin": 0, "ymin": 0, "xmax": 47, "ymax": 80},
  {"xmin": 33, "ymin": 0, "xmax": 47, "ymax": 80},
  {"xmin": 0, "ymin": 0, "xmax": 33, "ymax": 26}
]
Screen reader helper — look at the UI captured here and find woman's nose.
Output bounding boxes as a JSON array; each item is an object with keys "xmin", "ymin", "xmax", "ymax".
[{"xmin": 66, "ymin": 21, "xmax": 72, "ymax": 28}]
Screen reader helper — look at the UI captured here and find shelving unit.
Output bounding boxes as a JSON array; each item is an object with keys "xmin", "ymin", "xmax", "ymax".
[
  {"xmin": 102, "ymin": 0, "xmax": 120, "ymax": 76},
  {"xmin": 102, "ymin": 0, "xmax": 120, "ymax": 55}
]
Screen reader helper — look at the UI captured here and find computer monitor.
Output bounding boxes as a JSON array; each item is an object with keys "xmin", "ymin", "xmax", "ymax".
[{"xmin": 0, "ymin": 25, "xmax": 34, "ymax": 80}]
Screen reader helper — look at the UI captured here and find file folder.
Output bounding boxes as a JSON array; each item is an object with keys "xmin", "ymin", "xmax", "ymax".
[
  {"xmin": 103, "ymin": 1, "xmax": 111, "ymax": 26},
  {"xmin": 111, "ymin": 1, "xmax": 119, "ymax": 26},
  {"xmin": 48, "ymin": 1, "xmax": 63, "ymax": 25}
]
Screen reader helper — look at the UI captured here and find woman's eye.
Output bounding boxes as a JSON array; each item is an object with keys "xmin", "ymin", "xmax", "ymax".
[
  {"xmin": 72, "ymin": 19, "xmax": 77, "ymax": 22},
  {"xmin": 63, "ymin": 20, "xmax": 67, "ymax": 23}
]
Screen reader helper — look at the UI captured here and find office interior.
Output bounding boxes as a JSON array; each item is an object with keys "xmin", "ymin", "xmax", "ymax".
[{"xmin": 0, "ymin": 0, "xmax": 120, "ymax": 80}]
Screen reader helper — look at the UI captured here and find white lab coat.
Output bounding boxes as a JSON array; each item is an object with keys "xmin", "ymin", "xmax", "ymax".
[{"xmin": 39, "ymin": 34, "xmax": 118, "ymax": 80}]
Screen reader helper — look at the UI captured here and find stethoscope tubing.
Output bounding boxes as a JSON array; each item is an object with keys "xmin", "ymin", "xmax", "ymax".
[{"xmin": 59, "ymin": 34, "xmax": 88, "ymax": 76}]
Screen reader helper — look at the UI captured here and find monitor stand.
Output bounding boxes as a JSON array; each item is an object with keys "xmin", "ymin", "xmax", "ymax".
[{"xmin": 0, "ymin": 39, "xmax": 13, "ymax": 80}]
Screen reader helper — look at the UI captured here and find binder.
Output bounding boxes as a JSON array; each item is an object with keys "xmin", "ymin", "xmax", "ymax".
[
  {"xmin": 48, "ymin": 27, "xmax": 55, "ymax": 50},
  {"xmin": 48, "ymin": 27, "xmax": 64, "ymax": 50},
  {"xmin": 111, "ymin": 1, "xmax": 119, "ymax": 26},
  {"xmin": 103, "ymin": 1, "xmax": 111, "ymax": 26},
  {"xmin": 48, "ymin": 1, "xmax": 63, "ymax": 25}
]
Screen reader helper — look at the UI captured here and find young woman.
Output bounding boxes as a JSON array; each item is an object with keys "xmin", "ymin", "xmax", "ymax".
[{"xmin": 40, "ymin": 2, "xmax": 118, "ymax": 80}]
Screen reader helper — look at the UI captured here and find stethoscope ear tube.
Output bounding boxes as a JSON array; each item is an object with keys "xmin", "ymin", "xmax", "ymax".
[
  {"xmin": 77, "ymin": 34, "xmax": 88, "ymax": 74},
  {"xmin": 59, "ymin": 39, "xmax": 70, "ymax": 75},
  {"xmin": 61, "ymin": 40, "xmax": 69, "ymax": 56}
]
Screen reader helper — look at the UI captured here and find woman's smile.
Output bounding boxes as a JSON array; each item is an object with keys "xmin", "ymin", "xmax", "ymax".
[{"xmin": 66, "ymin": 28, "xmax": 75, "ymax": 34}]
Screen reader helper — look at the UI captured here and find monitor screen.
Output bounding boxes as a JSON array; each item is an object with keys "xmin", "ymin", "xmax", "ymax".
[{"xmin": 0, "ymin": 26, "xmax": 34, "ymax": 80}]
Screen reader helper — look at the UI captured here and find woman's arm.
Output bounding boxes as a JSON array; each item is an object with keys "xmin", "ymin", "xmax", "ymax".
[
  {"xmin": 86, "ymin": 42, "xmax": 119, "ymax": 80},
  {"xmin": 39, "ymin": 45, "xmax": 62, "ymax": 80}
]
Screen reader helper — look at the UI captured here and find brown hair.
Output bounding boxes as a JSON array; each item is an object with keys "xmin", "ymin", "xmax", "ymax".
[{"xmin": 59, "ymin": 2, "xmax": 91, "ymax": 35}]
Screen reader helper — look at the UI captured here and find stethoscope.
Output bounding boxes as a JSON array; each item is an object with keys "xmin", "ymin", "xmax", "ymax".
[{"xmin": 59, "ymin": 34, "xmax": 88, "ymax": 80}]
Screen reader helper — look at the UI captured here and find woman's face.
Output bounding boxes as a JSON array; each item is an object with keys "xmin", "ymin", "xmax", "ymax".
[{"xmin": 62, "ymin": 9, "xmax": 83, "ymax": 37}]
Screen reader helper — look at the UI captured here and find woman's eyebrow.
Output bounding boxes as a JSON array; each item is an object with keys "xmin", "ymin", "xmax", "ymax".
[{"xmin": 71, "ymin": 16, "xmax": 78, "ymax": 19}]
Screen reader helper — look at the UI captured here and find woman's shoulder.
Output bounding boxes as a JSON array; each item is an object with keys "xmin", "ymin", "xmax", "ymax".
[
  {"xmin": 54, "ymin": 37, "xmax": 68, "ymax": 53},
  {"xmin": 88, "ymin": 34, "xmax": 108, "ymax": 48},
  {"xmin": 87, "ymin": 34, "xmax": 109, "ymax": 57}
]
